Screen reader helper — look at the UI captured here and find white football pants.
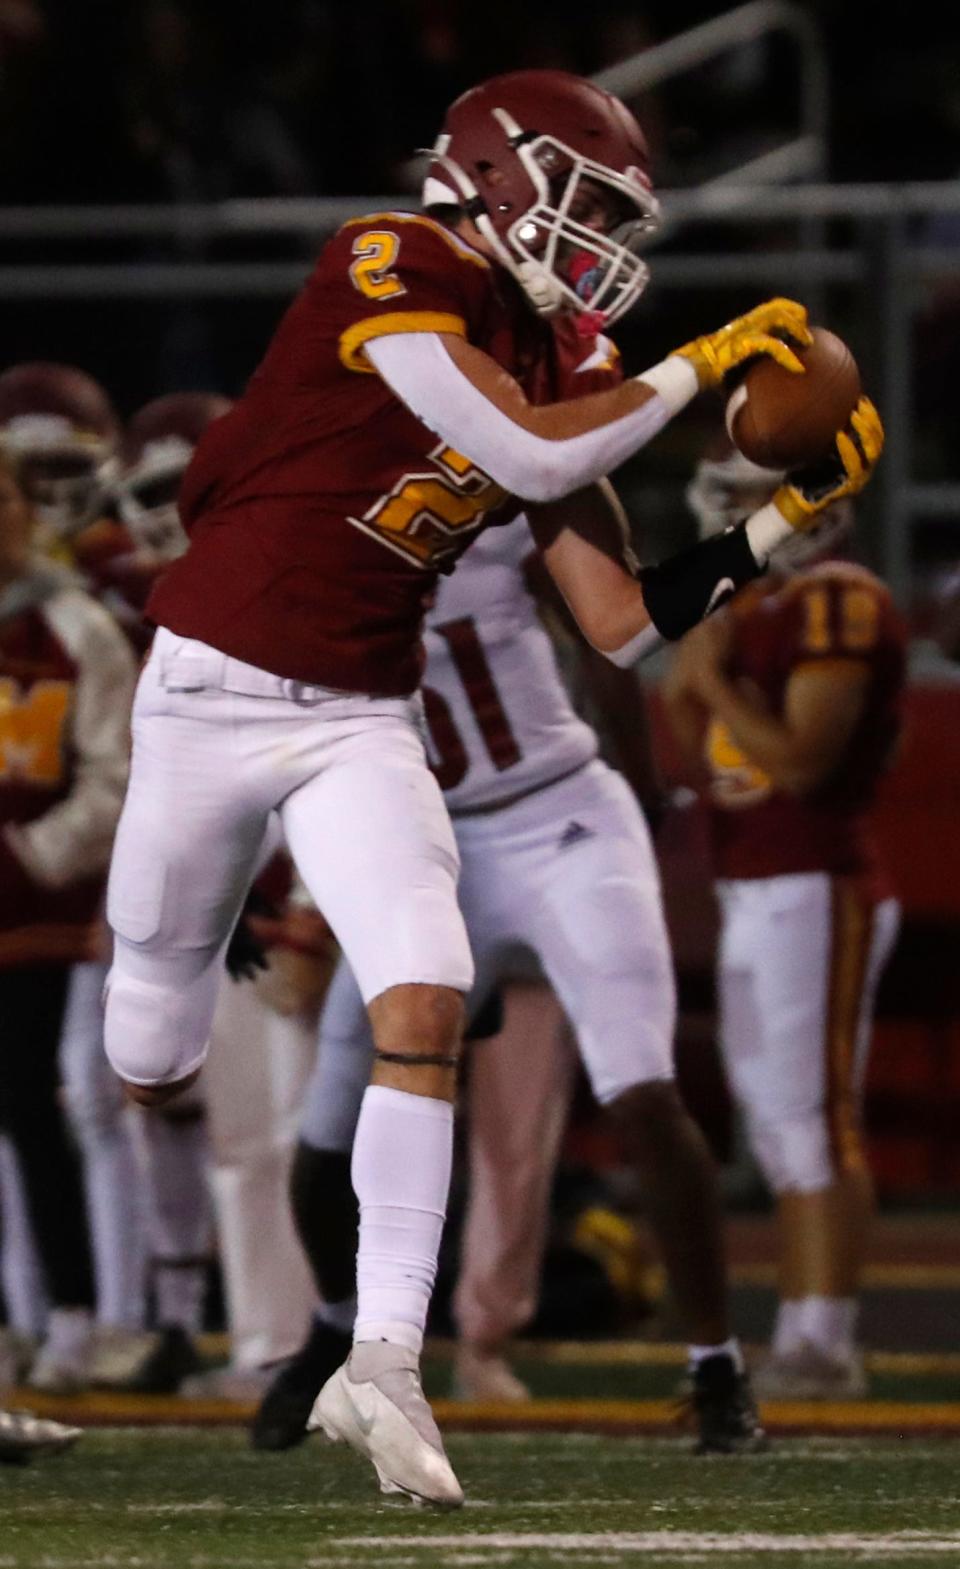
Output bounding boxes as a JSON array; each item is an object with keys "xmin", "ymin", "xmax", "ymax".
[
  {"xmin": 716, "ymin": 872, "xmax": 900, "ymax": 1194},
  {"xmin": 104, "ymin": 630, "xmax": 473, "ymax": 1089},
  {"xmin": 58, "ymin": 959, "xmax": 148, "ymax": 1330},
  {"xmin": 204, "ymin": 976, "xmax": 318, "ymax": 1369}
]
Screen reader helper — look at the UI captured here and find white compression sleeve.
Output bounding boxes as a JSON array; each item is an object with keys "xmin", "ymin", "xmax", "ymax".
[
  {"xmin": 365, "ymin": 333, "xmax": 696, "ymax": 504},
  {"xmin": 745, "ymin": 500, "xmax": 796, "ymax": 562}
]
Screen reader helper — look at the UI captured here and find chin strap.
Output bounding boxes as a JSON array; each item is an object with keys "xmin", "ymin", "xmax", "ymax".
[{"xmin": 513, "ymin": 257, "xmax": 565, "ymax": 317}]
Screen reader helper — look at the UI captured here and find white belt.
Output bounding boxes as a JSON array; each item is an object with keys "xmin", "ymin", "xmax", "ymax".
[{"xmin": 156, "ymin": 634, "xmax": 345, "ymax": 705}]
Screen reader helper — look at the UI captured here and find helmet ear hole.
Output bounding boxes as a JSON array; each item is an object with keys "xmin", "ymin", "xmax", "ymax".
[{"xmin": 477, "ymin": 162, "xmax": 505, "ymax": 190}]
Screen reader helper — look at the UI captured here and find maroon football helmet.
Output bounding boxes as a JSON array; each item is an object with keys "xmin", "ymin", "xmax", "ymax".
[
  {"xmin": 422, "ymin": 70, "xmax": 659, "ymax": 324},
  {"xmin": 117, "ymin": 392, "xmax": 231, "ymax": 561},
  {"xmin": 0, "ymin": 362, "xmax": 120, "ymax": 540}
]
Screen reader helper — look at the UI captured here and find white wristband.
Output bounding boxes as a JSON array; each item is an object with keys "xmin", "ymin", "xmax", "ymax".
[
  {"xmin": 745, "ymin": 500, "xmax": 794, "ymax": 564},
  {"xmin": 635, "ymin": 356, "xmax": 700, "ymax": 417},
  {"xmin": 601, "ymin": 621, "xmax": 663, "ymax": 668}
]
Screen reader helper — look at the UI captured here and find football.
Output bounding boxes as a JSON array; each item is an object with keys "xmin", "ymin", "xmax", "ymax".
[{"xmin": 725, "ymin": 326, "xmax": 861, "ymax": 471}]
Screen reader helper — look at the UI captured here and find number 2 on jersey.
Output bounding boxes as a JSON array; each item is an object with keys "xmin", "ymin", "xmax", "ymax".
[
  {"xmin": 356, "ymin": 445, "xmax": 507, "ymax": 568},
  {"xmin": 423, "ymin": 617, "xmax": 521, "ymax": 790},
  {"xmin": 349, "ymin": 231, "xmax": 405, "ymax": 301}
]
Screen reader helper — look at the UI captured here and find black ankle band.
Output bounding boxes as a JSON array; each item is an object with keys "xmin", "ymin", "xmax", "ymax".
[{"xmin": 375, "ymin": 1050, "xmax": 459, "ymax": 1068}]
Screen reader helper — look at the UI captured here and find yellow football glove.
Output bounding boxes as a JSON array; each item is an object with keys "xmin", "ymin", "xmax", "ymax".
[
  {"xmin": 773, "ymin": 397, "xmax": 884, "ymax": 531},
  {"xmin": 672, "ymin": 297, "xmax": 813, "ymax": 390}
]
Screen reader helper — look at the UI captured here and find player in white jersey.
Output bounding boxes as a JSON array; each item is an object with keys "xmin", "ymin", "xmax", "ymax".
[
  {"xmin": 252, "ymin": 515, "xmax": 763, "ymax": 1455},
  {"xmin": 420, "ymin": 518, "xmax": 599, "ymax": 808}
]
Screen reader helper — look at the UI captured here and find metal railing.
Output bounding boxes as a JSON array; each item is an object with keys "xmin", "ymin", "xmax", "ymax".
[
  {"xmin": 3, "ymin": 181, "xmax": 954, "ymax": 600},
  {"xmin": 0, "ymin": 0, "xmax": 828, "ymax": 252},
  {"xmin": 595, "ymin": 0, "xmax": 828, "ymax": 186}
]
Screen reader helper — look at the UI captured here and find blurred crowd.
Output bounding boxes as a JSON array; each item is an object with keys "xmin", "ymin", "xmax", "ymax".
[
  {"xmin": 2, "ymin": 0, "xmax": 957, "ymax": 209},
  {"xmin": 3, "ymin": 1, "xmax": 958, "ymax": 545}
]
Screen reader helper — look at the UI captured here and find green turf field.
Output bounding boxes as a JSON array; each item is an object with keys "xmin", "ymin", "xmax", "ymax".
[{"xmin": 4, "ymin": 1429, "xmax": 960, "ymax": 1568}]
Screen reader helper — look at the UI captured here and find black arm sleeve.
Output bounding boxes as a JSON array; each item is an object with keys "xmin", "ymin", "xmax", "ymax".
[{"xmin": 638, "ymin": 524, "xmax": 764, "ymax": 642}]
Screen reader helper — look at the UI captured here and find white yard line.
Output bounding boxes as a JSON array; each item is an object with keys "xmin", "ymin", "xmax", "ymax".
[
  {"xmin": 332, "ymin": 1530, "xmax": 960, "ymax": 1557},
  {"xmin": 11, "ymin": 1540, "xmax": 960, "ymax": 1569}
]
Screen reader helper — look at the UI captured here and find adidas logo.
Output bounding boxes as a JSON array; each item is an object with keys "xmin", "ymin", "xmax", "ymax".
[{"xmin": 558, "ymin": 820, "xmax": 594, "ymax": 851}]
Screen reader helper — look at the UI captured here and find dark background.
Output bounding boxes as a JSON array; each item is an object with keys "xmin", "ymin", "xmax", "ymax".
[{"xmin": 1, "ymin": 0, "xmax": 957, "ymax": 410}]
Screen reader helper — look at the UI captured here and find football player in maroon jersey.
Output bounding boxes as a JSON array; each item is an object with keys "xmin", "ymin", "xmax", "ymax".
[
  {"xmin": 664, "ymin": 444, "xmax": 905, "ymax": 1399},
  {"xmin": 116, "ymin": 392, "xmax": 233, "ymax": 567},
  {"xmin": 72, "ymin": 392, "xmax": 234, "ymax": 637},
  {"xmin": 102, "ymin": 71, "xmax": 882, "ymax": 1502},
  {"xmin": 0, "ymin": 363, "xmax": 120, "ymax": 552},
  {"xmin": 0, "ymin": 449, "xmax": 137, "ymax": 1392}
]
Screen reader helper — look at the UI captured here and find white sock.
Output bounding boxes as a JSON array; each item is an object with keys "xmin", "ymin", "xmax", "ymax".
[
  {"xmin": 351, "ymin": 1085, "xmax": 453, "ymax": 1357},
  {"xmin": 44, "ymin": 1307, "xmax": 93, "ymax": 1357},
  {"xmin": 771, "ymin": 1299, "xmax": 805, "ymax": 1356},
  {"xmin": 688, "ymin": 1337, "xmax": 744, "ymax": 1372},
  {"xmin": 317, "ymin": 1297, "xmax": 356, "ymax": 1336},
  {"xmin": 154, "ymin": 1261, "xmax": 207, "ymax": 1335},
  {"xmin": 136, "ymin": 1109, "xmax": 211, "ymax": 1335},
  {"xmin": 0, "ymin": 1137, "xmax": 47, "ymax": 1336},
  {"xmin": 136, "ymin": 1113, "xmax": 212, "ymax": 1262},
  {"xmin": 799, "ymin": 1295, "xmax": 858, "ymax": 1356},
  {"xmin": 81, "ymin": 1119, "xmax": 147, "ymax": 1330}
]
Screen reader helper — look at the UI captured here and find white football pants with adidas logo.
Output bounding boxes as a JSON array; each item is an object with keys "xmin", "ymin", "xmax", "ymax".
[
  {"xmin": 305, "ymin": 755, "xmax": 675, "ymax": 1140},
  {"xmin": 302, "ymin": 755, "xmax": 674, "ymax": 1342}
]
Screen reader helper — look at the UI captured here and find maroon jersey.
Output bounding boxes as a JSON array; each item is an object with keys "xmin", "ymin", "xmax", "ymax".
[
  {"xmin": 704, "ymin": 562, "xmax": 907, "ymax": 885},
  {"xmin": 148, "ymin": 213, "xmax": 621, "ymax": 696},
  {"xmin": 0, "ymin": 598, "xmax": 103, "ymax": 965}
]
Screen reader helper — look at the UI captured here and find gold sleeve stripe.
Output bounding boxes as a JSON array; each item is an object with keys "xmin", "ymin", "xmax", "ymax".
[
  {"xmin": 339, "ymin": 311, "xmax": 468, "ymax": 374},
  {"xmin": 339, "ymin": 213, "xmax": 490, "ymax": 269}
]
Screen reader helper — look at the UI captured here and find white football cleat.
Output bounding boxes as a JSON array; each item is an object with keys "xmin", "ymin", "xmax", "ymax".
[
  {"xmin": 88, "ymin": 1326, "xmax": 165, "ymax": 1389},
  {"xmin": 309, "ymin": 1343, "xmax": 463, "ymax": 1508},
  {"xmin": 0, "ymin": 1409, "xmax": 82, "ymax": 1464},
  {"xmin": 752, "ymin": 1341, "xmax": 868, "ymax": 1400}
]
